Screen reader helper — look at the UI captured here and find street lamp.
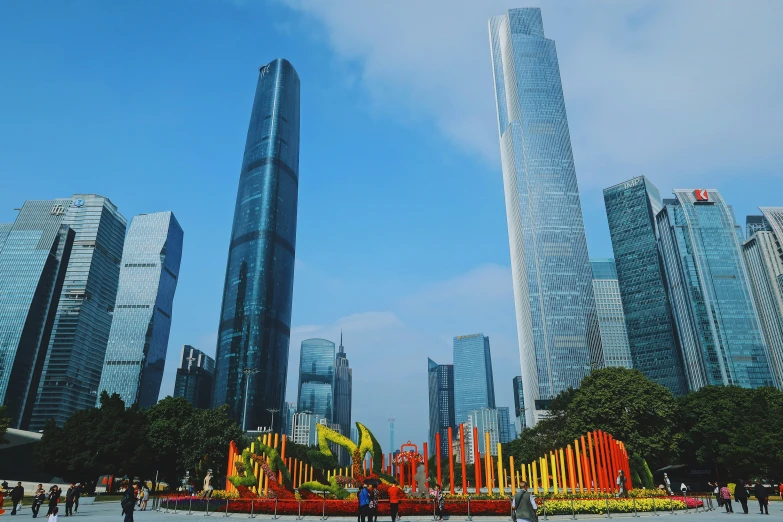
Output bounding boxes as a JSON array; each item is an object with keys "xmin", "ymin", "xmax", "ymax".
[
  {"xmin": 242, "ymin": 368, "xmax": 260, "ymax": 432},
  {"xmin": 267, "ymin": 408, "xmax": 280, "ymax": 434}
]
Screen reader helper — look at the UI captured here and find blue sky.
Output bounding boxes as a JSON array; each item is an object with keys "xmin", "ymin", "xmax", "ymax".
[{"xmin": 1, "ymin": 0, "xmax": 781, "ymax": 450}]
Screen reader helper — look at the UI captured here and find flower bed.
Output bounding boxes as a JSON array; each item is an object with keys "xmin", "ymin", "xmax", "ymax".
[{"xmin": 158, "ymin": 494, "xmax": 702, "ymax": 516}]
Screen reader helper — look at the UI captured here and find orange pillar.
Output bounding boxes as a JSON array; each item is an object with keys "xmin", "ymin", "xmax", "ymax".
[
  {"xmin": 473, "ymin": 427, "xmax": 481, "ymax": 493},
  {"xmin": 292, "ymin": 458, "xmax": 298, "ymax": 487},
  {"xmin": 226, "ymin": 441, "xmax": 236, "ymax": 493},
  {"xmin": 423, "ymin": 442, "xmax": 429, "ymax": 480},
  {"xmin": 435, "ymin": 432, "xmax": 442, "ymax": 487},
  {"xmin": 580, "ymin": 436, "xmax": 591, "ymax": 492},
  {"xmin": 447, "ymin": 426, "xmax": 455, "ymax": 494},
  {"xmin": 591, "ymin": 432, "xmax": 604, "ymax": 492},
  {"xmin": 587, "ymin": 433, "xmax": 597, "ymax": 493},
  {"xmin": 400, "ymin": 456, "xmax": 405, "ymax": 488},
  {"xmin": 599, "ymin": 431, "xmax": 611, "ymax": 492},
  {"xmin": 459, "ymin": 424, "xmax": 467, "ymax": 493},
  {"xmin": 567, "ymin": 445, "xmax": 577, "ymax": 494},
  {"xmin": 280, "ymin": 435, "xmax": 287, "ymax": 483}
]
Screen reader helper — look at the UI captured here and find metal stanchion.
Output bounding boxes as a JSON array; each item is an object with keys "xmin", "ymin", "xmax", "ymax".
[
  {"xmin": 652, "ymin": 496, "xmax": 659, "ymax": 516},
  {"xmin": 543, "ymin": 500, "xmax": 548, "ymax": 520},
  {"xmin": 632, "ymin": 497, "xmax": 638, "ymax": 518},
  {"xmin": 225, "ymin": 498, "xmax": 230, "ymax": 517},
  {"xmin": 669, "ymin": 496, "xmax": 674, "ymax": 515},
  {"xmin": 571, "ymin": 497, "xmax": 577, "ymax": 520},
  {"xmin": 188, "ymin": 496, "xmax": 193, "ymax": 515},
  {"xmin": 683, "ymin": 492, "xmax": 688, "ymax": 514},
  {"xmin": 249, "ymin": 499, "xmax": 254, "ymax": 519},
  {"xmin": 206, "ymin": 497, "xmax": 211, "ymax": 517},
  {"xmin": 175, "ymin": 498, "xmax": 179, "ymax": 514},
  {"xmin": 297, "ymin": 498, "xmax": 303, "ymax": 520},
  {"xmin": 321, "ymin": 497, "xmax": 327, "ymax": 520},
  {"xmin": 467, "ymin": 497, "xmax": 472, "ymax": 521},
  {"xmin": 274, "ymin": 498, "xmax": 279, "ymax": 520},
  {"xmin": 165, "ymin": 497, "xmax": 170, "ymax": 513},
  {"xmin": 605, "ymin": 496, "xmax": 612, "ymax": 519}
]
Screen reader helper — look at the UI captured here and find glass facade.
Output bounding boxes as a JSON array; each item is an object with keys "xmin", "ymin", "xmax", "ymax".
[
  {"xmin": 0, "ymin": 200, "xmax": 75, "ymax": 428},
  {"xmin": 489, "ymin": 9, "xmax": 601, "ymax": 427},
  {"xmin": 591, "ymin": 258, "xmax": 633, "ymax": 369},
  {"xmin": 333, "ymin": 334, "xmax": 352, "ymax": 465},
  {"xmin": 497, "ymin": 406, "xmax": 513, "ymax": 443},
  {"xmin": 97, "ymin": 212, "xmax": 183, "ymax": 408},
  {"xmin": 743, "ymin": 208, "xmax": 783, "ymax": 389},
  {"xmin": 512, "ymin": 375, "xmax": 526, "ymax": 432},
  {"xmin": 427, "ymin": 358, "xmax": 455, "ymax": 458},
  {"xmin": 603, "ymin": 176, "xmax": 688, "ymax": 395},
  {"xmin": 465, "ymin": 407, "xmax": 499, "ymax": 460},
  {"xmin": 297, "ymin": 338, "xmax": 335, "ymax": 422},
  {"xmin": 453, "ymin": 333, "xmax": 496, "ymax": 425},
  {"xmin": 213, "ymin": 59, "xmax": 300, "ymax": 432},
  {"xmin": 657, "ymin": 190, "xmax": 772, "ymax": 390},
  {"xmin": 173, "ymin": 345, "xmax": 215, "ymax": 409},
  {"xmin": 29, "ymin": 195, "xmax": 126, "ymax": 430}
]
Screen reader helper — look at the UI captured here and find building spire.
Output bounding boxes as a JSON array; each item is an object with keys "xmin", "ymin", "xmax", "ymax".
[{"xmin": 339, "ymin": 330, "xmax": 344, "ymax": 353}]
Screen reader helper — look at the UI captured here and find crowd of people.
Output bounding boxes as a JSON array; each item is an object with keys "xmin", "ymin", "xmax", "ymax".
[
  {"xmin": 0, "ymin": 481, "xmax": 83, "ymax": 519},
  {"xmin": 710, "ymin": 481, "xmax": 775, "ymax": 515}
]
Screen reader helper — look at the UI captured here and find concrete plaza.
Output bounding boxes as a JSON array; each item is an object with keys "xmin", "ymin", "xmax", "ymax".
[{"xmin": 24, "ymin": 497, "xmax": 779, "ymax": 522}]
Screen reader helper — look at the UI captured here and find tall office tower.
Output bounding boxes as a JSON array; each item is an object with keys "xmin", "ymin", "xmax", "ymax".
[
  {"xmin": 464, "ymin": 407, "xmax": 500, "ymax": 461},
  {"xmin": 604, "ymin": 176, "xmax": 688, "ymax": 395},
  {"xmin": 746, "ymin": 215, "xmax": 770, "ymax": 238},
  {"xmin": 333, "ymin": 333, "xmax": 352, "ymax": 465},
  {"xmin": 213, "ymin": 58, "xmax": 301, "ymax": 432},
  {"xmin": 173, "ymin": 345, "xmax": 215, "ymax": 409},
  {"xmin": 590, "ymin": 259, "xmax": 633, "ymax": 369},
  {"xmin": 512, "ymin": 376, "xmax": 526, "ymax": 433},
  {"xmin": 290, "ymin": 411, "xmax": 322, "ymax": 446},
  {"xmin": 427, "ymin": 358, "xmax": 455, "ymax": 458},
  {"xmin": 0, "ymin": 200, "xmax": 75, "ymax": 428},
  {"xmin": 453, "ymin": 333, "xmax": 496, "ymax": 425},
  {"xmin": 297, "ymin": 338, "xmax": 335, "ymax": 421},
  {"xmin": 97, "ymin": 212, "xmax": 183, "ymax": 408},
  {"xmin": 497, "ymin": 406, "xmax": 513, "ymax": 443},
  {"xmin": 489, "ymin": 9, "xmax": 601, "ymax": 427},
  {"xmin": 657, "ymin": 190, "xmax": 772, "ymax": 390},
  {"xmin": 743, "ymin": 208, "xmax": 783, "ymax": 389},
  {"xmin": 29, "ymin": 195, "xmax": 126, "ymax": 430},
  {"xmin": 283, "ymin": 401, "xmax": 296, "ymax": 437}
]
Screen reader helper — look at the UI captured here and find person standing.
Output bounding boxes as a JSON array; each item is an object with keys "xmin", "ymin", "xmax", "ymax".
[
  {"xmin": 616, "ymin": 471, "xmax": 628, "ymax": 498},
  {"xmin": 720, "ymin": 484, "xmax": 733, "ymax": 513},
  {"xmin": 140, "ymin": 485, "xmax": 150, "ymax": 511},
  {"xmin": 434, "ymin": 484, "xmax": 445, "ymax": 521},
  {"xmin": 32, "ymin": 486, "xmax": 47, "ymax": 518},
  {"xmin": 10, "ymin": 481, "xmax": 24, "ymax": 515},
  {"xmin": 512, "ymin": 481, "xmax": 539, "ymax": 522},
  {"xmin": 120, "ymin": 485, "xmax": 136, "ymax": 522},
  {"xmin": 72, "ymin": 484, "xmax": 82, "ymax": 513},
  {"xmin": 64, "ymin": 484, "xmax": 76, "ymax": 517},
  {"xmin": 368, "ymin": 485, "xmax": 379, "ymax": 522},
  {"xmin": 754, "ymin": 482, "xmax": 769, "ymax": 515},
  {"xmin": 46, "ymin": 486, "xmax": 61, "ymax": 516},
  {"xmin": 388, "ymin": 483, "xmax": 401, "ymax": 522},
  {"xmin": 358, "ymin": 484, "xmax": 371, "ymax": 522},
  {"xmin": 734, "ymin": 480, "xmax": 749, "ymax": 514}
]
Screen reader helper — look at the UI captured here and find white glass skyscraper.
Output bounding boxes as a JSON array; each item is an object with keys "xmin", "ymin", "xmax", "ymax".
[
  {"xmin": 453, "ymin": 333, "xmax": 495, "ymax": 426},
  {"xmin": 97, "ymin": 212, "xmax": 183, "ymax": 408},
  {"xmin": 489, "ymin": 8, "xmax": 601, "ymax": 427},
  {"xmin": 29, "ymin": 195, "xmax": 126, "ymax": 430},
  {"xmin": 743, "ymin": 208, "xmax": 783, "ymax": 389},
  {"xmin": 591, "ymin": 259, "xmax": 633, "ymax": 369},
  {"xmin": 657, "ymin": 190, "xmax": 772, "ymax": 390}
]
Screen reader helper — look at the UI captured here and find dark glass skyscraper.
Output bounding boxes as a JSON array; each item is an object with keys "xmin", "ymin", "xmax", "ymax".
[
  {"xmin": 213, "ymin": 59, "xmax": 300, "ymax": 432},
  {"xmin": 0, "ymin": 200, "xmax": 75, "ymax": 428},
  {"xmin": 97, "ymin": 211, "xmax": 183, "ymax": 408},
  {"xmin": 173, "ymin": 345, "xmax": 215, "ymax": 409},
  {"xmin": 604, "ymin": 176, "xmax": 688, "ymax": 395},
  {"xmin": 427, "ymin": 358, "xmax": 455, "ymax": 458},
  {"xmin": 489, "ymin": 9, "xmax": 601, "ymax": 426},
  {"xmin": 30, "ymin": 195, "xmax": 126, "ymax": 430},
  {"xmin": 333, "ymin": 334, "xmax": 352, "ymax": 465},
  {"xmin": 297, "ymin": 338, "xmax": 335, "ymax": 421}
]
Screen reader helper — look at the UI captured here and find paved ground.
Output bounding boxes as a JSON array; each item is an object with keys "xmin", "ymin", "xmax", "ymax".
[{"xmin": 14, "ymin": 498, "xmax": 778, "ymax": 522}]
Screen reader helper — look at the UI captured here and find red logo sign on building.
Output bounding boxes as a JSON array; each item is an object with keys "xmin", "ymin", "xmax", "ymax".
[{"xmin": 694, "ymin": 189, "xmax": 709, "ymax": 201}]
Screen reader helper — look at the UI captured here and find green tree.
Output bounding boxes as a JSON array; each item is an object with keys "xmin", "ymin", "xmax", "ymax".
[
  {"xmin": 0, "ymin": 405, "xmax": 9, "ymax": 443},
  {"xmin": 676, "ymin": 386, "xmax": 783, "ymax": 480},
  {"xmin": 504, "ymin": 368, "xmax": 679, "ymax": 471},
  {"xmin": 34, "ymin": 392, "xmax": 150, "ymax": 491}
]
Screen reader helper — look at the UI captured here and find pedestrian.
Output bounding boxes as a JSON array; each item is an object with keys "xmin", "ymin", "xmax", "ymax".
[
  {"xmin": 734, "ymin": 480, "xmax": 749, "ymax": 514},
  {"xmin": 120, "ymin": 484, "xmax": 136, "ymax": 522},
  {"xmin": 65, "ymin": 484, "xmax": 76, "ymax": 517},
  {"xmin": 754, "ymin": 481, "xmax": 769, "ymax": 515},
  {"xmin": 140, "ymin": 485, "xmax": 150, "ymax": 510},
  {"xmin": 388, "ymin": 482, "xmax": 401, "ymax": 522},
  {"xmin": 47, "ymin": 486, "xmax": 61, "ymax": 516},
  {"xmin": 32, "ymin": 486, "xmax": 47, "ymax": 518},
  {"xmin": 434, "ymin": 484, "xmax": 445, "ymax": 521},
  {"xmin": 512, "ymin": 480, "xmax": 538, "ymax": 522},
  {"xmin": 709, "ymin": 482, "xmax": 722, "ymax": 508},
  {"xmin": 72, "ymin": 484, "xmax": 81, "ymax": 513},
  {"xmin": 10, "ymin": 481, "xmax": 24, "ymax": 515},
  {"xmin": 358, "ymin": 484, "xmax": 371, "ymax": 522},
  {"xmin": 778, "ymin": 482, "xmax": 783, "ymax": 499},
  {"xmin": 616, "ymin": 471, "xmax": 628, "ymax": 498},
  {"xmin": 47, "ymin": 506, "xmax": 59, "ymax": 522},
  {"xmin": 719, "ymin": 484, "xmax": 733, "ymax": 513},
  {"xmin": 368, "ymin": 484, "xmax": 379, "ymax": 522}
]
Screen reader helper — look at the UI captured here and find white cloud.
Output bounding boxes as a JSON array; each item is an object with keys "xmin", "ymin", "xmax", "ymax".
[{"xmin": 283, "ymin": 0, "xmax": 783, "ymax": 189}]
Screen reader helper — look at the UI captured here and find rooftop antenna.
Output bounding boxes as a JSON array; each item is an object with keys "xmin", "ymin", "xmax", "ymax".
[{"xmin": 388, "ymin": 416, "xmax": 395, "ymax": 452}]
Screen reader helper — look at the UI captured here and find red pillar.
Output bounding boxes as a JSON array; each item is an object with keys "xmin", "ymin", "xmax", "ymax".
[
  {"xmin": 459, "ymin": 424, "xmax": 467, "ymax": 493},
  {"xmin": 473, "ymin": 427, "xmax": 481, "ymax": 493},
  {"xmin": 436, "ymin": 432, "xmax": 442, "ymax": 488},
  {"xmin": 599, "ymin": 431, "xmax": 611, "ymax": 493},
  {"xmin": 447, "ymin": 426, "xmax": 455, "ymax": 494},
  {"xmin": 592, "ymin": 431, "xmax": 605, "ymax": 492},
  {"xmin": 423, "ymin": 442, "xmax": 429, "ymax": 482}
]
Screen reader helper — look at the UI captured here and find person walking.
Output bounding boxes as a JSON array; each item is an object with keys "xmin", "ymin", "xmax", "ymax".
[
  {"xmin": 120, "ymin": 485, "xmax": 137, "ymax": 522},
  {"xmin": 64, "ymin": 484, "xmax": 76, "ymax": 517},
  {"xmin": 140, "ymin": 485, "xmax": 150, "ymax": 511},
  {"xmin": 10, "ymin": 481, "xmax": 24, "ymax": 515},
  {"xmin": 72, "ymin": 484, "xmax": 82, "ymax": 513},
  {"xmin": 617, "ymin": 471, "xmax": 628, "ymax": 498},
  {"xmin": 46, "ymin": 506, "xmax": 59, "ymax": 522},
  {"xmin": 368, "ymin": 484, "xmax": 379, "ymax": 522},
  {"xmin": 32, "ymin": 486, "xmax": 47, "ymax": 518},
  {"xmin": 734, "ymin": 480, "xmax": 749, "ymax": 514},
  {"xmin": 387, "ymin": 483, "xmax": 401, "ymax": 522},
  {"xmin": 512, "ymin": 481, "xmax": 538, "ymax": 522},
  {"xmin": 709, "ymin": 482, "xmax": 723, "ymax": 508},
  {"xmin": 754, "ymin": 482, "xmax": 769, "ymax": 515},
  {"xmin": 46, "ymin": 486, "xmax": 61, "ymax": 516},
  {"xmin": 358, "ymin": 484, "xmax": 371, "ymax": 522},
  {"xmin": 720, "ymin": 484, "xmax": 733, "ymax": 513},
  {"xmin": 434, "ymin": 484, "xmax": 445, "ymax": 521}
]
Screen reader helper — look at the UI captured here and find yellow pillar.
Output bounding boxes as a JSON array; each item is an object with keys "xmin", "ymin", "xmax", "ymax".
[
  {"xmin": 532, "ymin": 461, "xmax": 539, "ymax": 494},
  {"xmin": 484, "ymin": 432, "xmax": 492, "ymax": 497},
  {"xmin": 510, "ymin": 455, "xmax": 516, "ymax": 495},
  {"xmin": 299, "ymin": 460, "xmax": 304, "ymax": 487},
  {"xmin": 496, "ymin": 443, "xmax": 504, "ymax": 497},
  {"xmin": 550, "ymin": 452, "xmax": 558, "ymax": 494},
  {"xmin": 575, "ymin": 440, "xmax": 584, "ymax": 494},
  {"xmin": 309, "ymin": 466, "xmax": 313, "ymax": 482},
  {"xmin": 559, "ymin": 448, "xmax": 567, "ymax": 493},
  {"xmin": 522, "ymin": 463, "xmax": 527, "ymax": 483}
]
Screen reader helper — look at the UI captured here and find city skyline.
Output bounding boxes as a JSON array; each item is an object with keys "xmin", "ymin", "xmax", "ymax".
[{"xmin": 1, "ymin": 2, "xmax": 781, "ymax": 445}]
